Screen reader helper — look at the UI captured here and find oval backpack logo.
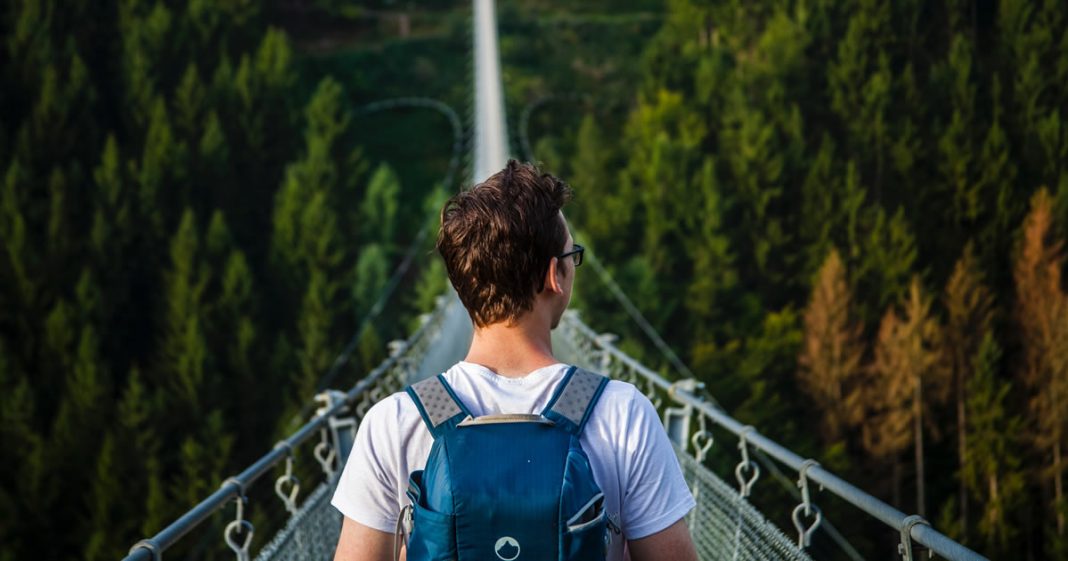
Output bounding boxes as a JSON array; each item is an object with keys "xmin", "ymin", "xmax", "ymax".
[{"xmin": 494, "ymin": 536, "xmax": 521, "ymax": 560}]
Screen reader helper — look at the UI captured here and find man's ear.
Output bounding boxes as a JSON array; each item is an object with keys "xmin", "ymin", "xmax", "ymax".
[{"xmin": 544, "ymin": 256, "xmax": 563, "ymax": 294}]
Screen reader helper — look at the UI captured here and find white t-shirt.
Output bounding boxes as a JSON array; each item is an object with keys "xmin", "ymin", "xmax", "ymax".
[{"xmin": 331, "ymin": 362, "xmax": 695, "ymax": 561}]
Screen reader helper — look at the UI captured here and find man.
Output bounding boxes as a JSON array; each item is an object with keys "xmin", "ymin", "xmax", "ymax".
[{"xmin": 332, "ymin": 160, "xmax": 698, "ymax": 561}]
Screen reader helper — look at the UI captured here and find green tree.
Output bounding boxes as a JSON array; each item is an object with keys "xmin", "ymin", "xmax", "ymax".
[
  {"xmin": 1, "ymin": 161, "xmax": 34, "ymax": 308},
  {"xmin": 684, "ymin": 159, "xmax": 742, "ymax": 342},
  {"xmin": 962, "ymin": 334, "xmax": 1026, "ymax": 555},
  {"xmin": 936, "ymin": 35, "xmax": 979, "ymax": 256},
  {"xmin": 158, "ymin": 209, "xmax": 210, "ymax": 417},
  {"xmin": 943, "ymin": 243, "xmax": 995, "ymax": 537},
  {"xmin": 360, "ymin": 163, "xmax": 401, "ymax": 245}
]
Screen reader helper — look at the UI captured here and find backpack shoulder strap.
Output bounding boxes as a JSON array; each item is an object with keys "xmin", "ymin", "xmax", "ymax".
[
  {"xmin": 541, "ymin": 366, "xmax": 609, "ymax": 436},
  {"xmin": 406, "ymin": 374, "xmax": 472, "ymax": 439}
]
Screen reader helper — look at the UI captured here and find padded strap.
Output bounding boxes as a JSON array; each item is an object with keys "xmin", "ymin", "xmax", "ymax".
[
  {"xmin": 542, "ymin": 366, "xmax": 609, "ymax": 436},
  {"xmin": 406, "ymin": 374, "xmax": 471, "ymax": 438}
]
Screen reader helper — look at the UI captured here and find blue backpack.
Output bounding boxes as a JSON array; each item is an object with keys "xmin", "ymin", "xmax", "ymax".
[{"xmin": 399, "ymin": 366, "xmax": 613, "ymax": 561}]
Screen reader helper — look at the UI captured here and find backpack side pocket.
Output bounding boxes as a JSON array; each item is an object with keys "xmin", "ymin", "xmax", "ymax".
[
  {"xmin": 558, "ymin": 439, "xmax": 608, "ymax": 560},
  {"xmin": 405, "ymin": 470, "xmax": 457, "ymax": 561},
  {"xmin": 562, "ymin": 500, "xmax": 608, "ymax": 560}
]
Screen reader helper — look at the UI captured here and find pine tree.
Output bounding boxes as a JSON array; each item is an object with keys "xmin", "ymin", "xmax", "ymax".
[
  {"xmin": 568, "ymin": 114, "xmax": 612, "ymax": 233},
  {"xmin": 962, "ymin": 333, "xmax": 1025, "ymax": 555},
  {"xmin": 0, "ymin": 345, "xmax": 43, "ymax": 561},
  {"xmin": 621, "ymin": 88, "xmax": 704, "ymax": 276},
  {"xmin": 732, "ymin": 309, "xmax": 805, "ymax": 447},
  {"xmin": 800, "ymin": 143, "xmax": 866, "ymax": 281},
  {"xmin": 48, "ymin": 321, "xmax": 111, "ymax": 554},
  {"xmin": 827, "ymin": 0, "xmax": 892, "ymax": 183},
  {"xmin": 202, "ymin": 210, "xmax": 259, "ymax": 453},
  {"xmin": 975, "ymin": 79, "xmax": 1019, "ymax": 275},
  {"xmin": 85, "ymin": 433, "xmax": 121, "ymax": 561},
  {"xmin": 936, "ymin": 35, "xmax": 979, "ymax": 248},
  {"xmin": 138, "ymin": 96, "xmax": 185, "ymax": 233},
  {"xmin": 684, "ymin": 158, "xmax": 741, "ymax": 341},
  {"xmin": 1, "ymin": 160, "xmax": 34, "ymax": 308},
  {"xmin": 1013, "ymin": 188, "xmax": 1068, "ymax": 535},
  {"xmin": 797, "ymin": 249, "xmax": 865, "ymax": 442},
  {"xmin": 360, "ymin": 163, "xmax": 401, "ymax": 245},
  {"xmin": 295, "ymin": 270, "xmax": 334, "ymax": 406},
  {"xmin": 943, "ymin": 242, "xmax": 994, "ymax": 537},
  {"xmin": 865, "ymin": 277, "xmax": 946, "ymax": 516},
  {"xmin": 854, "ymin": 205, "xmax": 918, "ymax": 323},
  {"xmin": 174, "ymin": 63, "xmax": 206, "ymax": 143},
  {"xmin": 861, "ymin": 308, "xmax": 913, "ymax": 509},
  {"xmin": 719, "ymin": 83, "xmax": 789, "ymax": 290},
  {"xmin": 354, "ymin": 243, "xmax": 389, "ymax": 321},
  {"xmin": 159, "ymin": 209, "xmax": 211, "ymax": 417}
]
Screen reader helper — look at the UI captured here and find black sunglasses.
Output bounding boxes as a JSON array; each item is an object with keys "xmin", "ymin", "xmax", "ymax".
[{"xmin": 558, "ymin": 243, "xmax": 584, "ymax": 267}]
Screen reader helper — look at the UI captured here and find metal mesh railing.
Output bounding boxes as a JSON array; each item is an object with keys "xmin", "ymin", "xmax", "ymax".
[
  {"xmin": 676, "ymin": 447, "xmax": 811, "ymax": 561},
  {"xmin": 254, "ymin": 482, "xmax": 340, "ymax": 561},
  {"xmin": 553, "ymin": 313, "xmax": 813, "ymax": 561}
]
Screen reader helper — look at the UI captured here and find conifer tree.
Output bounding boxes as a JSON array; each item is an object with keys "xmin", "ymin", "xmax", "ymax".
[
  {"xmin": 119, "ymin": 0, "xmax": 170, "ymax": 126},
  {"xmin": 85, "ymin": 434, "xmax": 121, "ymax": 561},
  {"xmin": 865, "ymin": 277, "xmax": 946, "ymax": 516},
  {"xmin": 797, "ymin": 249, "xmax": 865, "ymax": 442},
  {"xmin": 0, "ymin": 346, "xmax": 42, "ymax": 561},
  {"xmin": 360, "ymin": 163, "xmax": 401, "ymax": 245},
  {"xmin": 174, "ymin": 63, "xmax": 206, "ymax": 142},
  {"xmin": 962, "ymin": 333, "xmax": 1025, "ymax": 555},
  {"xmin": 685, "ymin": 159, "xmax": 740, "ymax": 341},
  {"xmin": 937, "ymin": 35, "xmax": 979, "ymax": 249},
  {"xmin": 944, "ymin": 242, "xmax": 994, "ymax": 536},
  {"xmin": 354, "ymin": 243, "xmax": 389, "ymax": 321},
  {"xmin": 621, "ymin": 89, "xmax": 703, "ymax": 275},
  {"xmin": 1, "ymin": 160, "xmax": 33, "ymax": 308},
  {"xmin": 90, "ymin": 135, "xmax": 130, "ymax": 262},
  {"xmin": 1013, "ymin": 188, "xmax": 1068, "ymax": 535},
  {"xmin": 139, "ymin": 96, "xmax": 185, "ymax": 234},
  {"xmin": 296, "ymin": 270, "xmax": 334, "ymax": 405},
  {"xmin": 861, "ymin": 314, "xmax": 906, "ymax": 506},
  {"xmin": 827, "ymin": 0, "xmax": 891, "ymax": 179},
  {"xmin": 719, "ymin": 84, "xmax": 789, "ymax": 290},
  {"xmin": 897, "ymin": 275, "xmax": 948, "ymax": 517},
  {"xmin": 159, "ymin": 209, "xmax": 210, "ymax": 418},
  {"xmin": 800, "ymin": 145, "xmax": 866, "ymax": 281},
  {"xmin": 49, "ymin": 321, "xmax": 111, "ymax": 553},
  {"xmin": 975, "ymin": 80, "xmax": 1019, "ymax": 274},
  {"xmin": 855, "ymin": 205, "xmax": 918, "ymax": 323},
  {"xmin": 568, "ymin": 114, "xmax": 612, "ymax": 233}
]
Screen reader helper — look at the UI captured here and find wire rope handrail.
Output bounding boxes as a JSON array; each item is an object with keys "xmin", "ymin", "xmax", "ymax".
[{"xmin": 556, "ymin": 310, "xmax": 990, "ymax": 561}]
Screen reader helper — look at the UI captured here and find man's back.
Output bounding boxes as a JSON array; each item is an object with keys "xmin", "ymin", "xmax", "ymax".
[
  {"xmin": 332, "ymin": 161, "xmax": 697, "ymax": 561},
  {"xmin": 331, "ymin": 362, "xmax": 695, "ymax": 561}
]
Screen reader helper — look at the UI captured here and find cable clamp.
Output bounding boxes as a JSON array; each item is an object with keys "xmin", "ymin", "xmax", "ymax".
[
  {"xmin": 128, "ymin": 539, "xmax": 161, "ymax": 561},
  {"xmin": 898, "ymin": 515, "xmax": 931, "ymax": 561}
]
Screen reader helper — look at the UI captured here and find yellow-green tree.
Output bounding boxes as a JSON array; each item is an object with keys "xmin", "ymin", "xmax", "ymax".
[
  {"xmin": 797, "ymin": 249, "xmax": 865, "ymax": 443},
  {"xmin": 944, "ymin": 242, "xmax": 994, "ymax": 535},
  {"xmin": 866, "ymin": 277, "xmax": 947, "ymax": 516},
  {"xmin": 1013, "ymin": 188, "xmax": 1068, "ymax": 536}
]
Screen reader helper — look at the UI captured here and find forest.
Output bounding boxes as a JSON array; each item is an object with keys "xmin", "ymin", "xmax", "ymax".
[{"xmin": 1, "ymin": 0, "xmax": 1066, "ymax": 560}]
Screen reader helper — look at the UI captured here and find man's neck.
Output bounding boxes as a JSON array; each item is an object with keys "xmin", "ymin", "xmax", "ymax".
[{"xmin": 464, "ymin": 313, "xmax": 559, "ymax": 378}]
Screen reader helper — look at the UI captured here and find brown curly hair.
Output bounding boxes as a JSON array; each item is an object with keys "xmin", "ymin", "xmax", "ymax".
[{"xmin": 437, "ymin": 160, "xmax": 574, "ymax": 327}]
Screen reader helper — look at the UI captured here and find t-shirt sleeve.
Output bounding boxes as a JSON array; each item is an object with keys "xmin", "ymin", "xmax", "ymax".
[
  {"xmin": 619, "ymin": 388, "xmax": 696, "ymax": 540},
  {"xmin": 330, "ymin": 397, "xmax": 402, "ymax": 533}
]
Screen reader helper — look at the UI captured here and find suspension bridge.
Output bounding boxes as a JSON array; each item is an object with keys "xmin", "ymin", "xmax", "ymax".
[{"xmin": 122, "ymin": 2, "xmax": 988, "ymax": 560}]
